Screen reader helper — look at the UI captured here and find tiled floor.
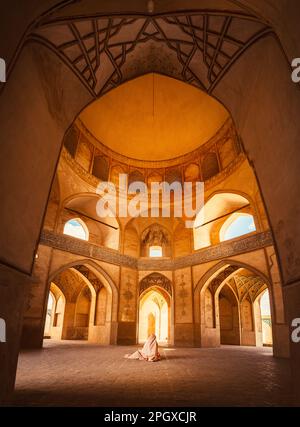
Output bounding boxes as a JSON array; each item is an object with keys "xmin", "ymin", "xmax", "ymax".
[{"xmin": 12, "ymin": 340, "xmax": 292, "ymax": 407}]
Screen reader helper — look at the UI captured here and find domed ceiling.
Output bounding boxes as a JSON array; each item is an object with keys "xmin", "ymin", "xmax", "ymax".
[{"xmin": 80, "ymin": 74, "xmax": 229, "ymax": 161}]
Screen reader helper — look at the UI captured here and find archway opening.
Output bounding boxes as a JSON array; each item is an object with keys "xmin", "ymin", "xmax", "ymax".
[
  {"xmin": 43, "ymin": 283, "xmax": 66, "ymax": 341},
  {"xmin": 255, "ymin": 289, "xmax": 273, "ymax": 347},
  {"xmin": 44, "ymin": 291, "xmax": 55, "ymax": 338},
  {"xmin": 138, "ymin": 288, "xmax": 170, "ymax": 344},
  {"xmin": 218, "ymin": 284, "xmax": 240, "ymax": 345},
  {"xmin": 198, "ymin": 263, "xmax": 276, "ymax": 351},
  {"xmin": 74, "ymin": 286, "xmax": 92, "ymax": 340},
  {"xmin": 42, "ymin": 263, "xmax": 115, "ymax": 346}
]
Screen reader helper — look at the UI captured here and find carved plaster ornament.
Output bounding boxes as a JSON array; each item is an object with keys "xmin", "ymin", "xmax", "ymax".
[{"xmin": 142, "ymin": 224, "xmax": 169, "ymax": 246}]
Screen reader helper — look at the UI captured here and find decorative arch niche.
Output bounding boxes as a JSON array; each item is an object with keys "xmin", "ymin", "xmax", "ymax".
[
  {"xmin": 138, "ymin": 273, "xmax": 173, "ymax": 344},
  {"xmin": 194, "ymin": 261, "xmax": 279, "ymax": 352},
  {"xmin": 141, "ymin": 224, "xmax": 171, "ymax": 257},
  {"xmin": 139, "ymin": 273, "xmax": 172, "ymax": 297},
  {"xmin": 45, "ymin": 260, "xmax": 118, "ymax": 345}
]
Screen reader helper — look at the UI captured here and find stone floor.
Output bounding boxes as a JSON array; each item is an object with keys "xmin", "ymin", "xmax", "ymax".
[{"xmin": 12, "ymin": 340, "xmax": 292, "ymax": 407}]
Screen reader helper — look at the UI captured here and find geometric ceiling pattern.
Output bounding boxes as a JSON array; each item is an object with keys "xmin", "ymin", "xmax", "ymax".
[
  {"xmin": 73, "ymin": 265, "xmax": 103, "ymax": 293},
  {"xmin": 140, "ymin": 272, "xmax": 172, "ymax": 296},
  {"xmin": 231, "ymin": 274, "xmax": 267, "ymax": 302},
  {"xmin": 30, "ymin": 12, "xmax": 273, "ymax": 97},
  {"xmin": 209, "ymin": 265, "xmax": 239, "ymax": 294},
  {"xmin": 208, "ymin": 264, "xmax": 267, "ymax": 302}
]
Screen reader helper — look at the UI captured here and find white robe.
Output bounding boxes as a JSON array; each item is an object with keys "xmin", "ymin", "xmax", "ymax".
[{"xmin": 124, "ymin": 334, "xmax": 160, "ymax": 362}]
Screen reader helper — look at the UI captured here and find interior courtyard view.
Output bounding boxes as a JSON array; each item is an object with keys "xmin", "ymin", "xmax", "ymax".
[{"xmin": 0, "ymin": 0, "xmax": 300, "ymax": 407}]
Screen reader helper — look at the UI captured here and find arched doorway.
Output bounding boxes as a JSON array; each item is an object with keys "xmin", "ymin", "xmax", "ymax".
[
  {"xmin": 138, "ymin": 288, "xmax": 169, "ymax": 343},
  {"xmin": 254, "ymin": 289, "xmax": 273, "ymax": 347},
  {"xmin": 217, "ymin": 284, "xmax": 240, "ymax": 346},
  {"xmin": 138, "ymin": 273, "xmax": 173, "ymax": 345},
  {"xmin": 43, "ymin": 261, "xmax": 117, "ymax": 345},
  {"xmin": 43, "ymin": 282, "xmax": 66, "ymax": 341},
  {"xmin": 260, "ymin": 290, "xmax": 273, "ymax": 346},
  {"xmin": 196, "ymin": 261, "xmax": 282, "ymax": 352},
  {"xmin": 74, "ymin": 285, "xmax": 92, "ymax": 340}
]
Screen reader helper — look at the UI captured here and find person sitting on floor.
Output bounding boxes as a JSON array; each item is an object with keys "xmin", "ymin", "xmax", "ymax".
[{"xmin": 124, "ymin": 333, "xmax": 160, "ymax": 362}]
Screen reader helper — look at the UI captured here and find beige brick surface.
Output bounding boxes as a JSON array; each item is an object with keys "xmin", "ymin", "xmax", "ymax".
[{"xmin": 13, "ymin": 340, "xmax": 292, "ymax": 407}]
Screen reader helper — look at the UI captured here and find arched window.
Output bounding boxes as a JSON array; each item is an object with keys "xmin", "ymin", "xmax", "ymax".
[
  {"xmin": 63, "ymin": 218, "xmax": 88, "ymax": 240},
  {"xmin": 220, "ymin": 213, "xmax": 256, "ymax": 242},
  {"xmin": 193, "ymin": 193, "xmax": 250, "ymax": 250},
  {"xmin": 149, "ymin": 246, "xmax": 162, "ymax": 257}
]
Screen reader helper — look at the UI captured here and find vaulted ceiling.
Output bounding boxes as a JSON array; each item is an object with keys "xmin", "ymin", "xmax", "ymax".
[
  {"xmin": 79, "ymin": 73, "xmax": 229, "ymax": 160},
  {"xmin": 29, "ymin": 8, "xmax": 273, "ymax": 97}
]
